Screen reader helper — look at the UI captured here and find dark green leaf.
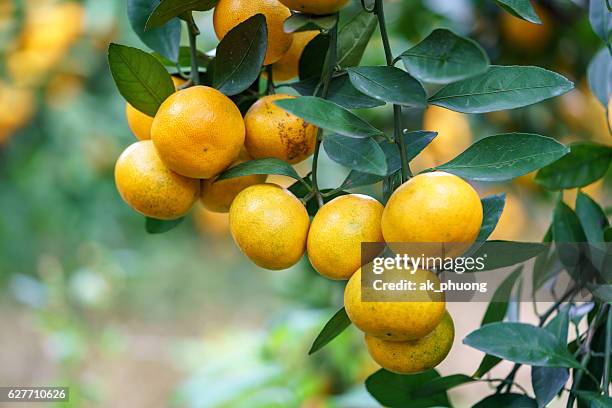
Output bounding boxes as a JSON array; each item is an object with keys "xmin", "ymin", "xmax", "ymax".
[
  {"xmin": 553, "ymin": 201, "xmax": 587, "ymax": 243},
  {"xmin": 482, "ymin": 266, "xmax": 522, "ymax": 325},
  {"xmin": 531, "ymin": 366, "xmax": 569, "ymax": 408},
  {"xmin": 347, "ymin": 66, "xmax": 427, "ymax": 108},
  {"xmin": 108, "ymin": 43, "xmax": 175, "ymax": 117},
  {"xmin": 404, "ymin": 131, "xmax": 437, "ymax": 162},
  {"xmin": 145, "ymin": 0, "xmax": 217, "ymax": 30},
  {"xmin": 400, "ymin": 28, "xmax": 489, "ymax": 84},
  {"xmin": 589, "ymin": 0, "xmax": 612, "ymax": 44},
  {"xmin": 412, "ymin": 374, "xmax": 474, "ymax": 397},
  {"xmin": 535, "ymin": 143, "xmax": 612, "ymax": 190},
  {"xmin": 308, "ymin": 307, "xmax": 351, "ymax": 355},
  {"xmin": 216, "ymin": 158, "xmax": 302, "ymax": 181},
  {"xmin": 429, "ymin": 66, "xmax": 574, "ymax": 113},
  {"xmin": 463, "ymin": 322, "xmax": 581, "ymax": 368},
  {"xmin": 473, "ymin": 355, "xmax": 502, "ymax": 379},
  {"xmin": 476, "ymin": 194, "xmax": 506, "ymax": 243},
  {"xmin": 605, "ymin": 227, "xmax": 612, "ymax": 242},
  {"xmin": 274, "ymin": 96, "xmax": 384, "ymax": 138},
  {"xmin": 473, "ymin": 393, "xmax": 538, "ymax": 408},
  {"xmin": 587, "ymin": 48, "xmax": 612, "ymax": 107},
  {"xmin": 435, "ymin": 133, "xmax": 569, "ymax": 182},
  {"xmin": 128, "ymin": 0, "xmax": 180, "ymax": 61},
  {"xmin": 575, "ymin": 391, "xmax": 612, "ymax": 408},
  {"xmin": 576, "ymin": 191, "xmax": 610, "ymax": 243},
  {"xmin": 213, "ymin": 14, "xmax": 267, "ymax": 96},
  {"xmin": 337, "ymin": 11, "xmax": 377, "ymax": 67},
  {"xmin": 299, "ymin": 33, "xmax": 329, "ymax": 81},
  {"xmin": 283, "ymin": 13, "xmax": 336, "ymax": 33},
  {"xmin": 289, "ymin": 74, "xmax": 384, "ymax": 109},
  {"xmin": 152, "ymin": 46, "xmax": 212, "ymax": 73},
  {"xmin": 145, "ymin": 217, "xmax": 184, "ymax": 234},
  {"xmin": 340, "ymin": 141, "xmax": 400, "ymax": 189},
  {"xmin": 494, "ymin": 0, "xmax": 542, "ymax": 24},
  {"xmin": 471, "ymin": 241, "xmax": 546, "ymax": 271},
  {"xmin": 365, "ymin": 369, "xmax": 450, "ymax": 408},
  {"xmin": 323, "ymin": 134, "xmax": 387, "ymax": 176}
]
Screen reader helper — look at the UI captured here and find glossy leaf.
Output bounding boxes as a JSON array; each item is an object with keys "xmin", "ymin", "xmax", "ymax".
[
  {"xmin": 323, "ymin": 134, "xmax": 387, "ymax": 176},
  {"xmin": 576, "ymin": 191, "xmax": 609, "ymax": 244},
  {"xmin": 299, "ymin": 34, "xmax": 329, "ymax": 81},
  {"xmin": 145, "ymin": 0, "xmax": 217, "ymax": 30},
  {"xmin": 145, "ymin": 217, "xmax": 184, "ymax": 234},
  {"xmin": 553, "ymin": 201, "xmax": 587, "ymax": 243},
  {"xmin": 545, "ymin": 307, "xmax": 570, "ymax": 343},
  {"xmin": 473, "ymin": 393, "xmax": 538, "ymax": 408},
  {"xmin": 347, "ymin": 66, "xmax": 427, "ymax": 108},
  {"xmin": 399, "ymin": 28, "xmax": 489, "ymax": 84},
  {"xmin": 283, "ymin": 13, "xmax": 336, "ymax": 33},
  {"xmin": 340, "ymin": 142, "xmax": 400, "ymax": 189},
  {"xmin": 308, "ymin": 307, "xmax": 351, "ymax": 355},
  {"xmin": 213, "ymin": 14, "xmax": 267, "ymax": 96},
  {"xmin": 365, "ymin": 369, "xmax": 450, "ymax": 407},
  {"xmin": 127, "ymin": 0, "xmax": 180, "ymax": 61},
  {"xmin": 587, "ymin": 48, "xmax": 612, "ymax": 106},
  {"xmin": 152, "ymin": 46, "xmax": 212, "ymax": 73},
  {"xmin": 494, "ymin": 0, "xmax": 542, "ymax": 23},
  {"xmin": 475, "ymin": 194, "xmax": 506, "ymax": 243},
  {"xmin": 289, "ymin": 74, "xmax": 384, "ymax": 109},
  {"xmin": 108, "ymin": 43, "xmax": 175, "ymax": 117},
  {"xmin": 274, "ymin": 96, "xmax": 384, "ymax": 138},
  {"xmin": 575, "ymin": 392, "xmax": 612, "ymax": 408},
  {"xmin": 412, "ymin": 374, "xmax": 474, "ymax": 397},
  {"xmin": 435, "ymin": 133, "xmax": 569, "ymax": 182},
  {"xmin": 216, "ymin": 158, "xmax": 302, "ymax": 181},
  {"xmin": 337, "ymin": 11, "xmax": 377, "ymax": 67},
  {"xmin": 471, "ymin": 241, "xmax": 545, "ymax": 271},
  {"xmin": 429, "ymin": 66, "xmax": 574, "ymax": 113},
  {"xmin": 531, "ymin": 366, "xmax": 569, "ymax": 408},
  {"xmin": 535, "ymin": 143, "xmax": 612, "ymax": 190},
  {"xmin": 463, "ymin": 322, "xmax": 581, "ymax": 368},
  {"xmin": 589, "ymin": 0, "xmax": 612, "ymax": 43},
  {"xmin": 404, "ymin": 131, "xmax": 438, "ymax": 161}
]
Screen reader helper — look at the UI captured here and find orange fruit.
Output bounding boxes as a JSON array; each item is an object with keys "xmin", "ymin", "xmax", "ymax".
[
  {"xmin": 114, "ymin": 140, "xmax": 200, "ymax": 220},
  {"xmin": 244, "ymin": 94, "xmax": 317, "ymax": 164},
  {"xmin": 151, "ymin": 85, "xmax": 245, "ymax": 179},
  {"xmin": 272, "ymin": 31, "xmax": 318, "ymax": 81},
  {"xmin": 213, "ymin": 0, "xmax": 292, "ymax": 65},
  {"xmin": 500, "ymin": 6, "xmax": 552, "ymax": 52}
]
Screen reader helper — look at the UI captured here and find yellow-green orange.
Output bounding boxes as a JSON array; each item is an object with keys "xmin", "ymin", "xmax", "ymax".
[
  {"xmin": 278, "ymin": 0, "xmax": 349, "ymax": 15},
  {"xmin": 114, "ymin": 140, "xmax": 199, "ymax": 220},
  {"xmin": 381, "ymin": 172, "xmax": 482, "ymax": 254},
  {"xmin": 151, "ymin": 86, "xmax": 245, "ymax": 179},
  {"xmin": 244, "ymin": 94, "xmax": 317, "ymax": 164},
  {"xmin": 307, "ymin": 194, "xmax": 383, "ymax": 280},
  {"xmin": 229, "ymin": 183, "xmax": 310, "ymax": 270},
  {"xmin": 344, "ymin": 268, "xmax": 446, "ymax": 341},
  {"xmin": 213, "ymin": 0, "xmax": 292, "ymax": 65},
  {"xmin": 365, "ymin": 312, "xmax": 454, "ymax": 374},
  {"xmin": 201, "ymin": 161, "xmax": 267, "ymax": 213},
  {"xmin": 272, "ymin": 31, "xmax": 318, "ymax": 81}
]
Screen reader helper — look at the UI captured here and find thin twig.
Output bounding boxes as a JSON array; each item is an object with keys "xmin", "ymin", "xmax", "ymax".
[
  {"xmin": 186, "ymin": 13, "xmax": 200, "ymax": 86},
  {"xmin": 604, "ymin": 306, "xmax": 611, "ymax": 396}
]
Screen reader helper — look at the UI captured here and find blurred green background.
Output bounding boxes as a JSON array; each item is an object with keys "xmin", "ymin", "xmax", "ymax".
[{"xmin": 0, "ymin": 0, "xmax": 610, "ymax": 406}]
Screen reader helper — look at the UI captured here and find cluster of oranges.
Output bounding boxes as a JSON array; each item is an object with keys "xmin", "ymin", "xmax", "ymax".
[{"xmin": 115, "ymin": 0, "xmax": 486, "ymax": 374}]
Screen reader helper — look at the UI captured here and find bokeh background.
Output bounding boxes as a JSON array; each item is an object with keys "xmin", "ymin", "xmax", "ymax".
[{"xmin": 0, "ymin": 0, "xmax": 610, "ymax": 406}]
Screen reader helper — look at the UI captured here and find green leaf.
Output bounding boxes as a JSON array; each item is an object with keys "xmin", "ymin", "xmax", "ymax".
[
  {"xmin": 308, "ymin": 307, "xmax": 351, "ymax": 355},
  {"xmin": 553, "ymin": 201, "xmax": 587, "ymax": 243},
  {"xmin": 476, "ymin": 194, "xmax": 506, "ymax": 243},
  {"xmin": 605, "ymin": 227, "xmax": 612, "ymax": 242},
  {"xmin": 576, "ymin": 191, "xmax": 610, "ymax": 244},
  {"xmin": 299, "ymin": 33, "xmax": 329, "ymax": 81},
  {"xmin": 471, "ymin": 241, "xmax": 546, "ymax": 271},
  {"xmin": 435, "ymin": 133, "xmax": 569, "ymax": 182},
  {"xmin": 531, "ymin": 366, "xmax": 569, "ymax": 408},
  {"xmin": 494, "ymin": 0, "xmax": 542, "ymax": 24},
  {"xmin": 412, "ymin": 374, "xmax": 474, "ymax": 397},
  {"xmin": 589, "ymin": 0, "xmax": 612, "ymax": 44},
  {"xmin": 474, "ymin": 355, "xmax": 503, "ymax": 379},
  {"xmin": 473, "ymin": 393, "xmax": 538, "ymax": 408},
  {"xmin": 152, "ymin": 47, "xmax": 212, "ymax": 73},
  {"xmin": 535, "ymin": 143, "xmax": 612, "ymax": 190},
  {"xmin": 213, "ymin": 14, "xmax": 267, "ymax": 96},
  {"xmin": 145, "ymin": 0, "xmax": 217, "ymax": 31},
  {"xmin": 404, "ymin": 131, "xmax": 437, "ymax": 162},
  {"xmin": 274, "ymin": 96, "xmax": 384, "ymax": 138},
  {"xmin": 323, "ymin": 134, "xmax": 387, "ymax": 176},
  {"xmin": 108, "ymin": 43, "xmax": 175, "ymax": 117},
  {"xmin": 429, "ymin": 66, "xmax": 574, "ymax": 113},
  {"xmin": 399, "ymin": 28, "xmax": 490, "ymax": 84},
  {"xmin": 365, "ymin": 369, "xmax": 450, "ymax": 408},
  {"xmin": 128, "ymin": 0, "xmax": 180, "ymax": 61},
  {"xmin": 283, "ymin": 13, "xmax": 336, "ymax": 33},
  {"xmin": 216, "ymin": 158, "xmax": 302, "ymax": 181},
  {"xmin": 575, "ymin": 391, "xmax": 612, "ymax": 408},
  {"xmin": 145, "ymin": 217, "xmax": 184, "ymax": 234},
  {"xmin": 587, "ymin": 48, "xmax": 612, "ymax": 107},
  {"xmin": 546, "ymin": 307, "xmax": 570, "ymax": 342},
  {"xmin": 289, "ymin": 74, "xmax": 384, "ymax": 109},
  {"xmin": 347, "ymin": 66, "xmax": 427, "ymax": 108},
  {"xmin": 463, "ymin": 322, "xmax": 581, "ymax": 368},
  {"xmin": 337, "ymin": 10, "xmax": 377, "ymax": 67},
  {"xmin": 340, "ymin": 141, "xmax": 400, "ymax": 189}
]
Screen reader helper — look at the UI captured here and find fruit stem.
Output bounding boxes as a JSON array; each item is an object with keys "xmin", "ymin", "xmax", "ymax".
[
  {"xmin": 311, "ymin": 14, "xmax": 339, "ymax": 208},
  {"xmin": 265, "ymin": 65, "xmax": 275, "ymax": 95},
  {"xmin": 374, "ymin": 0, "xmax": 411, "ymax": 182},
  {"xmin": 186, "ymin": 12, "xmax": 200, "ymax": 86}
]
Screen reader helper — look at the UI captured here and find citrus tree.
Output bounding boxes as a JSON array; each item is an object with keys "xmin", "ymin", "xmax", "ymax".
[{"xmin": 108, "ymin": 0, "xmax": 612, "ymax": 405}]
